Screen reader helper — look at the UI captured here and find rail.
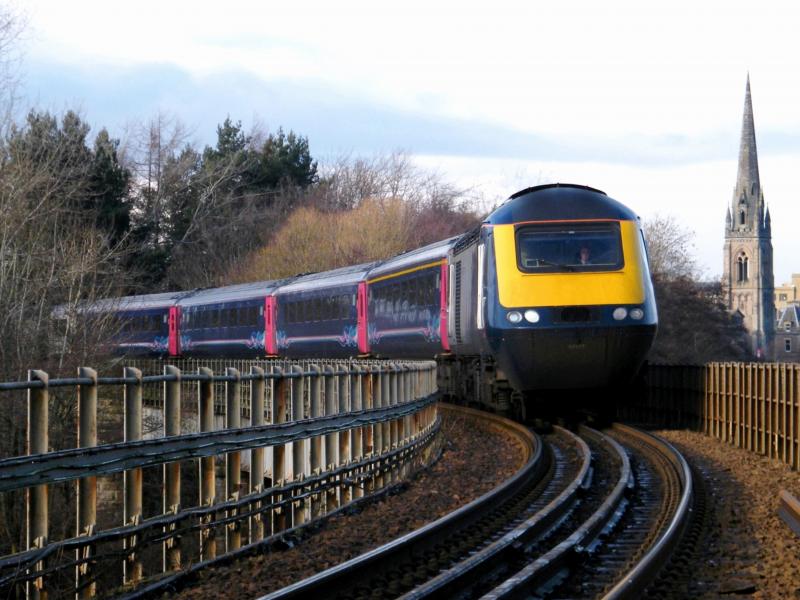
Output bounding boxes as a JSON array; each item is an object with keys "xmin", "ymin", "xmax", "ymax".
[
  {"xmin": 262, "ymin": 404, "xmax": 543, "ymax": 600},
  {"xmin": 0, "ymin": 359, "xmax": 439, "ymax": 599},
  {"xmin": 778, "ymin": 489, "xmax": 800, "ymax": 538}
]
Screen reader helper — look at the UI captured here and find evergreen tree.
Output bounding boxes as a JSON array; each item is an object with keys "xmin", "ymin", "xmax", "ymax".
[
  {"xmin": 255, "ymin": 128, "xmax": 317, "ymax": 190},
  {"xmin": 89, "ymin": 129, "xmax": 130, "ymax": 245}
]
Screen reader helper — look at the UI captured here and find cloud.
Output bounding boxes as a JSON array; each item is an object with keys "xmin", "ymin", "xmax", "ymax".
[{"xmin": 23, "ymin": 60, "xmax": 764, "ymax": 167}]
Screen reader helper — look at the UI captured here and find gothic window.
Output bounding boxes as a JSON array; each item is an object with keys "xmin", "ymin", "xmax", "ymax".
[
  {"xmin": 736, "ymin": 253, "xmax": 749, "ymax": 282},
  {"xmin": 739, "ymin": 210, "xmax": 746, "ymax": 225},
  {"xmin": 786, "ymin": 338, "xmax": 792, "ymax": 352}
]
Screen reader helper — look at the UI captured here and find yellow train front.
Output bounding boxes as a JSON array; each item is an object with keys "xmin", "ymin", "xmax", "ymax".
[{"xmin": 447, "ymin": 184, "xmax": 657, "ymax": 395}]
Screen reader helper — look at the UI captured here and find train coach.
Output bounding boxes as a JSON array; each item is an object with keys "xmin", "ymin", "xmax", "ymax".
[{"xmin": 72, "ymin": 183, "xmax": 657, "ymax": 414}]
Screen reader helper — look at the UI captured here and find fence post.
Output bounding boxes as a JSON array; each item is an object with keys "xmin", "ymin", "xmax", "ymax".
[
  {"xmin": 309, "ymin": 365, "xmax": 323, "ymax": 519},
  {"xmin": 291, "ymin": 365, "xmax": 308, "ymax": 525},
  {"xmin": 225, "ymin": 368, "xmax": 242, "ymax": 551},
  {"xmin": 27, "ymin": 369, "xmax": 48, "ymax": 600},
  {"xmin": 250, "ymin": 366, "xmax": 266, "ymax": 542},
  {"xmin": 373, "ymin": 367, "xmax": 384, "ymax": 489},
  {"xmin": 364, "ymin": 367, "xmax": 376, "ymax": 493},
  {"xmin": 323, "ymin": 366, "xmax": 338, "ymax": 512},
  {"xmin": 351, "ymin": 366, "xmax": 364, "ymax": 499},
  {"xmin": 123, "ymin": 367, "xmax": 143, "ymax": 584},
  {"xmin": 198, "ymin": 367, "xmax": 216, "ymax": 560},
  {"xmin": 390, "ymin": 364, "xmax": 400, "ymax": 481},
  {"xmin": 382, "ymin": 365, "xmax": 392, "ymax": 483},
  {"xmin": 77, "ymin": 367, "xmax": 98, "ymax": 599},
  {"xmin": 338, "ymin": 368, "xmax": 352, "ymax": 503},
  {"xmin": 272, "ymin": 366, "xmax": 288, "ymax": 532},
  {"xmin": 163, "ymin": 365, "xmax": 181, "ymax": 572}
]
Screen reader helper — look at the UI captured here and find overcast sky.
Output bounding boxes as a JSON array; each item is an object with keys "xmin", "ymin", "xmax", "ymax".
[{"xmin": 17, "ymin": 0, "xmax": 800, "ymax": 281}]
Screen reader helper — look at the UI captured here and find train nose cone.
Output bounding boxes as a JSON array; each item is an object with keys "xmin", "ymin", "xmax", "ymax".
[{"xmin": 493, "ymin": 325, "xmax": 656, "ymax": 391}]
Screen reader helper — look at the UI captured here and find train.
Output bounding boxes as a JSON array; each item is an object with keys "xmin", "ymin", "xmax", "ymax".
[{"xmin": 72, "ymin": 184, "xmax": 657, "ymax": 415}]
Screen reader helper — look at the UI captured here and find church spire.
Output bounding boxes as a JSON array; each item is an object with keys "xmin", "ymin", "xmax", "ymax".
[{"xmin": 733, "ymin": 74, "xmax": 761, "ymax": 206}]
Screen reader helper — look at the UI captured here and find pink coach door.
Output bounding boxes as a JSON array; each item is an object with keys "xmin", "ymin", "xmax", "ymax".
[
  {"xmin": 440, "ymin": 263, "xmax": 450, "ymax": 351},
  {"xmin": 357, "ymin": 282, "xmax": 369, "ymax": 354},
  {"xmin": 168, "ymin": 306, "xmax": 181, "ymax": 356},
  {"xmin": 265, "ymin": 295, "xmax": 278, "ymax": 356}
]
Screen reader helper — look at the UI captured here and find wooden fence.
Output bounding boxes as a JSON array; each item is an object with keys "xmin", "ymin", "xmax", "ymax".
[
  {"xmin": 0, "ymin": 359, "xmax": 439, "ymax": 598},
  {"xmin": 620, "ymin": 362, "xmax": 800, "ymax": 471}
]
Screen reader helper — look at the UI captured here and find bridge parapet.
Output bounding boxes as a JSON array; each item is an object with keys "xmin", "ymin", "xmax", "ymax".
[
  {"xmin": 619, "ymin": 362, "xmax": 800, "ymax": 471},
  {"xmin": 0, "ymin": 359, "xmax": 440, "ymax": 598}
]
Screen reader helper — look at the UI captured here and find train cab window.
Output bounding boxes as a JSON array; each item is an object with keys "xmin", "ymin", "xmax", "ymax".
[{"xmin": 516, "ymin": 222, "xmax": 624, "ymax": 273}]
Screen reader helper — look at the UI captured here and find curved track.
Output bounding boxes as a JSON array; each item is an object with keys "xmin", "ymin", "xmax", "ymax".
[
  {"xmin": 482, "ymin": 423, "xmax": 694, "ymax": 600},
  {"xmin": 262, "ymin": 414, "xmax": 694, "ymax": 600},
  {"xmin": 260, "ymin": 404, "xmax": 557, "ymax": 600}
]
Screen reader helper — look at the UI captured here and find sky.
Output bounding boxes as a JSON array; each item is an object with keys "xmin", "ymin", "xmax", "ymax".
[{"xmin": 14, "ymin": 0, "xmax": 800, "ymax": 281}]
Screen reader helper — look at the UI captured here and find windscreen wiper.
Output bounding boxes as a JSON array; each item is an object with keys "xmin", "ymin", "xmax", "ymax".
[{"xmin": 528, "ymin": 258, "xmax": 575, "ymax": 271}]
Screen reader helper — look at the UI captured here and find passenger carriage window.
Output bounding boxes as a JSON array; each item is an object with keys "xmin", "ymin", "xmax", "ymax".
[{"xmin": 326, "ymin": 297, "xmax": 334, "ymax": 320}]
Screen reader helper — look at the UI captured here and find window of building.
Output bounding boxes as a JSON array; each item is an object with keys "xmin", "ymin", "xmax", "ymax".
[
  {"xmin": 786, "ymin": 338, "xmax": 792, "ymax": 352},
  {"xmin": 739, "ymin": 210, "xmax": 746, "ymax": 225},
  {"xmin": 780, "ymin": 293, "xmax": 788, "ymax": 301},
  {"xmin": 785, "ymin": 322, "xmax": 792, "ymax": 332},
  {"xmin": 737, "ymin": 254, "xmax": 749, "ymax": 282}
]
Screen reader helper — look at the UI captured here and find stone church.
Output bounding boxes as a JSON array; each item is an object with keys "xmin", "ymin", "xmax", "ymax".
[{"xmin": 722, "ymin": 76, "xmax": 775, "ymax": 359}]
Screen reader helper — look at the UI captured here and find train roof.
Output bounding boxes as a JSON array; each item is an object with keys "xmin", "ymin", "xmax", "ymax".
[
  {"xmin": 276, "ymin": 261, "xmax": 379, "ymax": 294},
  {"xmin": 367, "ymin": 236, "xmax": 459, "ymax": 280},
  {"xmin": 80, "ymin": 290, "xmax": 194, "ymax": 314},
  {"xmin": 486, "ymin": 183, "xmax": 638, "ymax": 224},
  {"xmin": 177, "ymin": 279, "xmax": 284, "ymax": 307}
]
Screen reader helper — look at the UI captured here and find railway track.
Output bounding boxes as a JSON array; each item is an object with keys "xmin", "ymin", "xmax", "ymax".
[{"xmin": 261, "ymin": 410, "xmax": 695, "ymax": 600}]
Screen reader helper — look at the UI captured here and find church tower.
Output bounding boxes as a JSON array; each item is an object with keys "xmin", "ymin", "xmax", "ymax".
[{"xmin": 722, "ymin": 75, "xmax": 775, "ymax": 358}]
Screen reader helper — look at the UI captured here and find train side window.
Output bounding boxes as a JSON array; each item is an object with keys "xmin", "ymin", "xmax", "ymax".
[{"xmin": 326, "ymin": 297, "xmax": 335, "ymax": 320}]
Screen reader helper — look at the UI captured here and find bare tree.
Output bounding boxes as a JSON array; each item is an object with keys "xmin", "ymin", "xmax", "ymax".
[
  {"xmin": 642, "ymin": 213, "xmax": 698, "ymax": 279},
  {"xmin": 0, "ymin": 5, "xmax": 25, "ymax": 138},
  {"xmin": 0, "ymin": 107, "xmax": 130, "ymax": 554},
  {"xmin": 642, "ymin": 215, "xmax": 750, "ymax": 363}
]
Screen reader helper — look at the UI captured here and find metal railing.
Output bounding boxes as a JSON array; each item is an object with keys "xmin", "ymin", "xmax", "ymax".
[
  {"xmin": 0, "ymin": 359, "xmax": 440, "ymax": 598},
  {"xmin": 621, "ymin": 362, "xmax": 800, "ymax": 471}
]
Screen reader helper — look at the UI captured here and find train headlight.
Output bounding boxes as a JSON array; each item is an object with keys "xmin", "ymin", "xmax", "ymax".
[
  {"xmin": 524, "ymin": 309, "xmax": 540, "ymax": 323},
  {"xmin": 507, "ymin": 311, "xmax": 523, "ymax": 324},
  {"xmin": 612, "ymin": 307, "xmax": 628, "ymax": 320},
  {"xmin": 629, "ymin": 308, "xmax": 644, "ymax": 320}
]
